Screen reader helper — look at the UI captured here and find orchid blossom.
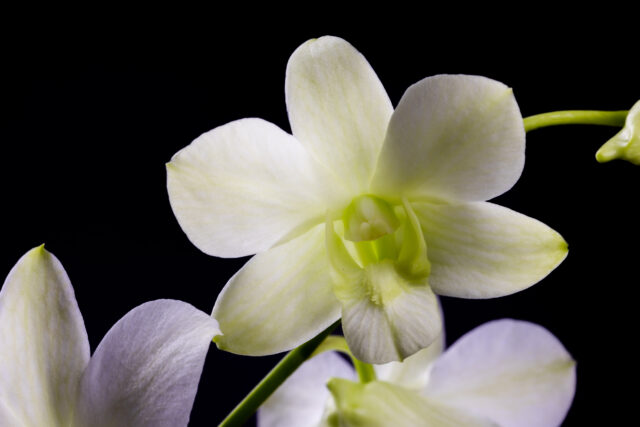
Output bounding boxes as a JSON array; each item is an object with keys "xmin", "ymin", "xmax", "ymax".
[
  {"xmin": 0, "ymin": 246, "xmax": 220, "ymax": 426},
  {"xmin": 167, "ymin": 36, "xmax": 567, "ymax": 363},
  {"xmin": 258, "ymin": 319, "xmax": 576, "ymax": 427}
]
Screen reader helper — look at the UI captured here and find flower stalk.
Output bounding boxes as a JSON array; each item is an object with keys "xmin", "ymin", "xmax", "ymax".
[
  {"xmin": 313, "ymin": 334, "xmax": 378, "ymax": 384},
  {"xmin": 523, "ymin": 110, "xmax": 627, "ymax": 132},
  {"xmin": 352, "ymin": 358, "xmax": 377, "ymax": 384}
]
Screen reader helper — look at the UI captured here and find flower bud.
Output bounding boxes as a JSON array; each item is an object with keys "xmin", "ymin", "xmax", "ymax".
[{"xmin": 596, "ymin": 100, "xmax": 640, "ymax": 165}]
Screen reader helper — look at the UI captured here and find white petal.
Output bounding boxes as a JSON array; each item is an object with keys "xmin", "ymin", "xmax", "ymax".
[
  {"xmin": 212, "ymin": 224, "xmax": 341, "ymax": 355},
  {"xmin": 328, "ymin": 378, "xmax": 496, "ymax": 427},
  {"xmin": 0, "ymin": 246, "xmax": 89, "ymax": 426},
  {"xmin": 258, "ymin": 351, "xmax": 355, "ymax": 427},
  {"xmin": 286, "ymin": 36, "xmax": 393, "ymax": 194},
  {"xmin": 167, "ymin": 118, "xmax": 343, "ymax": 258},
  {"xmin": 336, "ymin": 261, "xmax": 442, "ymax": 364},
  {"xmin": 375, "ymin": 331, "xmax": 444, "ymax": 391},
  {"xmin": 413, "ymin": 201, "xmax": 568, "ymax": 298},
  {"xmin": 74, "ymin": 300, "xmax": 220, "ymax": 427},
  {"xmin": 424, "ymin": 319, "xmax": 576, "ymax": 427},
  {"xmin": 372, "ymin": 75, "xmax": 525, "ymax": 202}
]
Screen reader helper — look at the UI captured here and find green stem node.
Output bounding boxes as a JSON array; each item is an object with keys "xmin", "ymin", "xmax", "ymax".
[
  {"xmin": 353, "ymin": 358, "xmax": 377, "ymax": 383},
  {"xmin": 312, "ymin": 334, "xmax": 377, "ymax": 383}
]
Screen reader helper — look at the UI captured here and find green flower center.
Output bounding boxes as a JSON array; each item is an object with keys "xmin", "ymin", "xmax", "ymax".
[
  {"xmin": 326, "ymin": 195, "xmax": 431, "ymax": 306},
  {"xmin": 342, "ymin": 194, "xmax": 400, "ymax": 242}
]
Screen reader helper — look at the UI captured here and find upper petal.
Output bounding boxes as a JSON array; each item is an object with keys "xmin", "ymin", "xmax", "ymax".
[
  {"xmin": 424, "ymin": 319, "xmax": 576, "ymax": 427},
  {"xmin": 74, "ymin": 300, "xmax": 220, "ymax": 427},
  {"xmin": 286, "ymin": 36, "xmax": 393, "ymax": 194},
  {"xmin": 371, "ymin": 75, "xmax": 525, "ymax": 202},
  {"xmin": 258, "ymin": 351, "xmax": 356, "ymax": 427},
  {"xmin": 167, "ymin": 118, "xmax": 343, "ymax": 258},
  {"xmin": 212, "ymin": 224, "xmax": 341, "ymax": 355},
  {"xmin": 0, "ymin": 246, "xmax": 90, "ymax": 426},
  {"xmin": 413, "ymin": 201, "xmax": 568, "ymax": 298}
]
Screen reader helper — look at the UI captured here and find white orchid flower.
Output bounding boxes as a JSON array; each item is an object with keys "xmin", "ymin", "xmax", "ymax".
[
  {"xmin": 167, "ymin": 36, "xmax": 567, "ymax": 363},
  {"xmin": 258, "ymin": 319, "xmax": 576, "ymax": 427},
  {"xmin": 0, "ymin": 246, "xmax": 220, "ymax": 427}
]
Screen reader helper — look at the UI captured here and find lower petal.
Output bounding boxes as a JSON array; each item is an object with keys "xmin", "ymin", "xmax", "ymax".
[
  {"xmin": 336, "ymin": 260, "xmax": 442, "ymax": 364},
  {"xmin": 74, "ymin": 300, "xmax": 220, "ymax": 427},
  {"xmin": 413, "ymin": 201, "xmax": 568, "ymax": 298},
  {"xmin": 212, "ymin": 224, "xmax": 341, "ymax": 355},
  {"xmin": 424, "ymin": 319, "xmax": 576, "ymax": 427}
]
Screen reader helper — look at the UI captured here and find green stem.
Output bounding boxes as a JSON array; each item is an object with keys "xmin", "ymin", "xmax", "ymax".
[
  {"xmin": 523, "ymin": 110, "xmax": 627, "ymax": 133},
  {"xmin": 353, "ymin": 358, "xmax": 377, "ymax": 383},
  {"xmin": 311, "ymin": 335, "xmax": 351, "ymax": 357},
  {"xmin": 311, "ymin": 334, "xmax": 377, "ymax": 383},
  {"xmin": 218, "ymin": 320, "xmax": 340, "ymax": 427}
]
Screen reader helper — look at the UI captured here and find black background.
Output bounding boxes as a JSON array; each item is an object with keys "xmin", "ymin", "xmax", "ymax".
[{"xmin": 2, "ymin": 10, "xmax": 638, "ymax": 426}]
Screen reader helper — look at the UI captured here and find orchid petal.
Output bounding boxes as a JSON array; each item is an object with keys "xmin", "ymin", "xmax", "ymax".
[
  {"xmin": 335, "ymin": 260, "xmax": 441, "ymax": 364},
  {"xmin": 167, "ymin": 118, "xmax": 343, "ymax": 258},
  {"xmin": 372, "ymin": 75, "xmax": 525, "ymax": 202},
  {"xmin": 413, "ymin": 201, "xmax": 567, "ymax": 298},
  {"xmin": 74, "ymin": 300, "xmax": 220, "ymax": 427},
  {"xmin": 0, "ymin": 246, "xmax": 89, "ymax": 426},
  {"xmin": 258, "ymin": 351, "xmax": 355, "ymax": 427},
  {"xmin": 424, "ymin": 319, "xmax": 576, "ymax": 427},
  {"xmin": 374, "ymin": 331, "xmax": 444, "ymax": 391},
  {"xmin": 327, "ymin": 378, "xmax": 496, "ymax": 427},
  {"xmin": 212, "ymin": 224, "xmax": 341, "ymax": 355},
  {"xmin": 286, "ymin": 36, "xmax": 393, "ymax": 194}
]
